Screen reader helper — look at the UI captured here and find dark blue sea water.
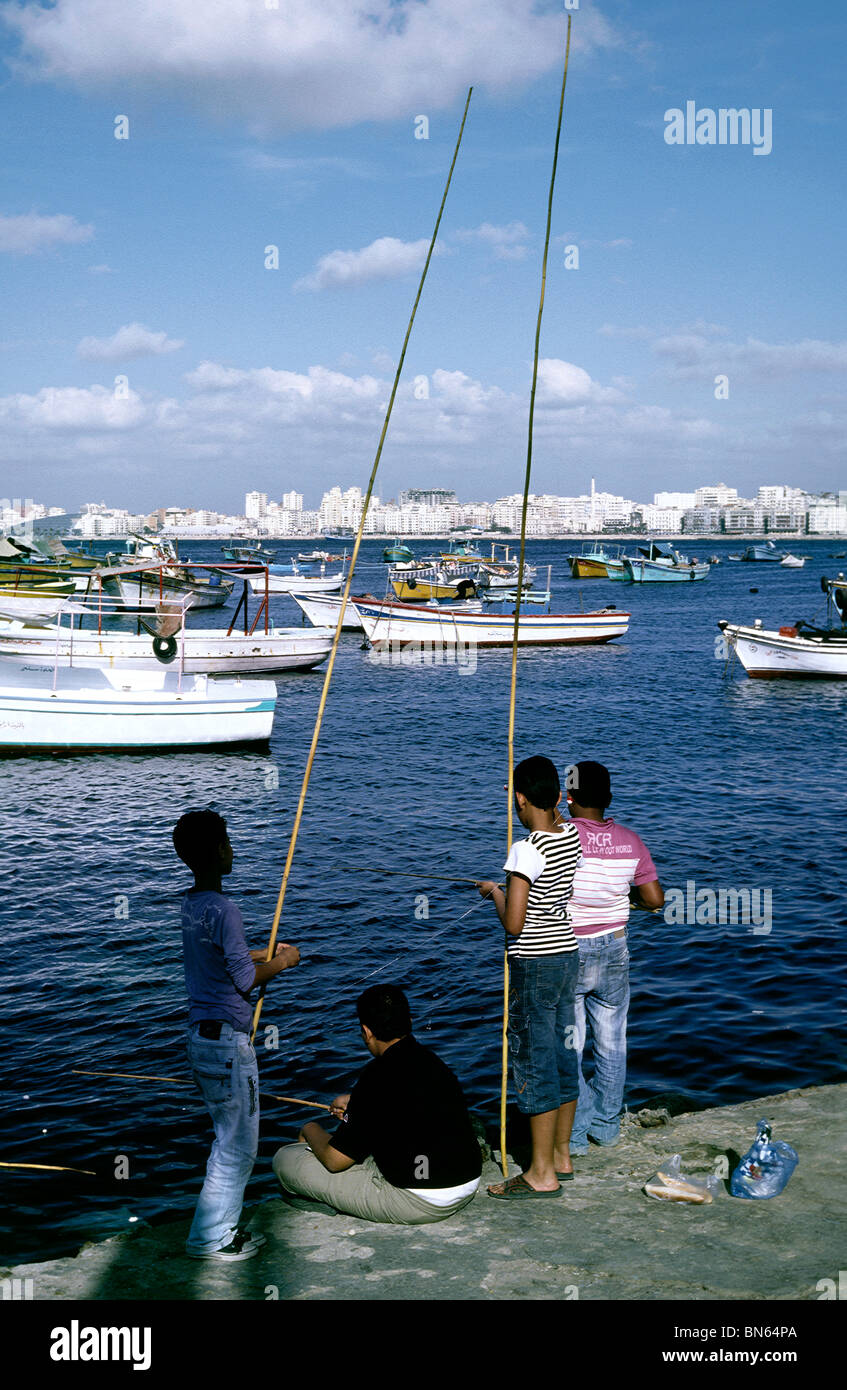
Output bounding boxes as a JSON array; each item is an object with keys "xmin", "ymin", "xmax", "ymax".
[{"xmin": 2, "ymin": 537, "xmax": 846, "ymax": 1263}]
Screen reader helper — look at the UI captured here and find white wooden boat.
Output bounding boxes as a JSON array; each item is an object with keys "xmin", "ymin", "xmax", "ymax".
[
  {"xmin": 0, "ymin": 592, "xmax": 77, "ymax": 623},
  {"xmin": 247, "ymin": 567, "xmax": 345, "ymax": 595},
  {"xmin": 0, "ymin": 620, "xmax": 333, "ymax": 675},
  {"xmin": 352, "ymin": 597, "xmax": 629, "ymax": 647},
  {"xmin": 291, "ymin": 592, "xmax": 365, "ymax": 631},
  {"xmin": 111, "ymin": 570, "xmax": 234, "ymax": 610},
  {"xmin": 0, "ymin": 664, "xmax": 277, "ymax": 752},
  {"xmin": 718, "ymin": 620, "xmax": 847, "ymax": 679},
  {"xmin": 780, "ymin": 554, "xmax": 807, "ymax": 568}
]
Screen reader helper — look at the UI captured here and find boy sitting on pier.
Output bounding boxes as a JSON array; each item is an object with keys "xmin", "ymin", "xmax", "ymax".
[
  {"xmin": 173, "ymin": 810, "xmax": 300, "ymax": 1261},
  {"xmin": 477, "ymin": 755, "xmax": 582, "ymax": 1197},
  {"xmin": 272, "ymin": 985, "xmax": 481, "ymax": 1223}
]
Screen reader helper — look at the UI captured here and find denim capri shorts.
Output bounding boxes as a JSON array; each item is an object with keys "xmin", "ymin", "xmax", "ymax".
[{"xmin": 508, "ymin": 951, "xmax": 579, "ymax": 1115}]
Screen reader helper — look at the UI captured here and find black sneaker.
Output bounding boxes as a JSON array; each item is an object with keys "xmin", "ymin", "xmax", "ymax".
[{"xmin": 187, "ymin": 1230, "xmax": 267, "ymax": 1262}]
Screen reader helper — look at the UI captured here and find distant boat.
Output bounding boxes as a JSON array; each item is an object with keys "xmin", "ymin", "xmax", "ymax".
[
  {"xmin": 567, "ymin": 541, "xmax": 625, "ymax": 580},
  {"xmin": 352, "ymin": 596, "xmax": 629, "ymax": 647},
  {"xmin": 623, "ymin": 542, "xmax": 710, "ymax": 583},
  {"xmin": 780, "ymin": 554, "xmax": 807, "ymax": 568},
  {"xmin": 383, "ymin": 541, "xmax": 414, "ymax": 563},
  {"xmin": 0, "ymin": 664, "xmax": 277, "ymax": 753},
  {"xmin": 741, "ymin": 542, "xmax": 786, "ymax": 562},
  {"xmin": 221, "ymin": 542, "xmax": 277, "ymax": 563},
  {"xmin": 246, "ymin": 565, "xmax": 345, "ymax": 595},
  {"xmin": 477, "ymin": 543, "xmax": 537, "ymax": 589},
  {"xmin": 726, "ymin": 553, "xmax": 743, "ymax": 562}
]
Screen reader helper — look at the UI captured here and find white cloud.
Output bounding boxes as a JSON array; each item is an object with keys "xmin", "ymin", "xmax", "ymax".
[
  {"xmin": 0, "ymin": 383, "xmax": 145, "ymax": 430},
  {"xmin": 0, "ymin": 211, "xmax": 93, "ymax": 254},
  {"xmin": 654, "ymin": 333, "xmax": 847, "ymax": 378},
  {"xmin": 454, "ymin": 221, "xmax": 530, "ymax": 261},
  {"xmin": 77, "ymin": 323, "xmax": 185, "ymax": 361},
  {"xmin": 2, "ymin": 0, "xmax": 624, "ymax": 134},
  {"xmin": 294, "ymin": 236, "xmax": 432, "ymax": 291},
  {"xmin": 537, "ymin": 358, "xmax": 624, "ymax": 405}
]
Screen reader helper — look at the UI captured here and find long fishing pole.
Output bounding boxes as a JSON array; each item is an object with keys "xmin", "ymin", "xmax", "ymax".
[
  {"xmin": 502, "ymin": 15, "xmax": 573, "ymax": 1179},
  {"xmin": 250, "ymin": 86, "xmax": 474, "ymax": 1045},
  {"xmin": 71, "ymin": 1070, "xmax": 331, "ymax": 1111}
]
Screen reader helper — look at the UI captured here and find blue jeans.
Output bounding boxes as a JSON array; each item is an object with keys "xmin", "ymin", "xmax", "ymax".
[
  {"xmin": 185, "ymin": 1023, "xmax": 259, "ymax": 1253},
  {"xmin": 508, "ymin": 951, "xmax": 579, "ymax": 1115},
  {"xmin": 571, "ymin": 932, "xmax": 629, "ymax": 1150}
]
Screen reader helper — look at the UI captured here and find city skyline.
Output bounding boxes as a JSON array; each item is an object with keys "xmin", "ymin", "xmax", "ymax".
[{"xmin": 1, "ymin": 3, "xmax": 844, "ymax": 510}]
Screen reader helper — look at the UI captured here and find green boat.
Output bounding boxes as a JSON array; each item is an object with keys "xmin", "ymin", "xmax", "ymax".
[{"xmin": 383, "ymin": 541, "xmax": 414, "ymax": 563}]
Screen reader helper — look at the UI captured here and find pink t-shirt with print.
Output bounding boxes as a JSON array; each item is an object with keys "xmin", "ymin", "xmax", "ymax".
[{"xmin": 568, "ymin": 817, "xmax": 657, "ymax": 939}]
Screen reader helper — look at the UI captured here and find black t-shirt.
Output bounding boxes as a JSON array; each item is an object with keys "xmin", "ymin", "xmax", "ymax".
[{"xmin": 330, "ymin": 1035, "xmax": 482, "ymax": 1189}]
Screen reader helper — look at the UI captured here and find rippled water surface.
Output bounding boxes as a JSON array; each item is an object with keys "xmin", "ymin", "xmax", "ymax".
[{"xmin": 2, "ymin": 538, "xmax": 845, "ymax": 1261}]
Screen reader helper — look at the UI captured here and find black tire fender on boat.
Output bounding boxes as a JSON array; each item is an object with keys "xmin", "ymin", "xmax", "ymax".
[
  {"xmin": 821, "ymin": 575, "xmax": 830, "ymax": 593},
  {"xmin": 406, "ymin": 577, "xmax": 417, "ymax": 589},
  {"xmin": 152, "ymin": 635, "xmax": 178, "ymax": 663}
]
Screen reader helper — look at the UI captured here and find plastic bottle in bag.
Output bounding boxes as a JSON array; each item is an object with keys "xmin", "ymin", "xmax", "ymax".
[{"xmin": 730, "ymin": 1118, "xmax": 798, "ymax": 1199}]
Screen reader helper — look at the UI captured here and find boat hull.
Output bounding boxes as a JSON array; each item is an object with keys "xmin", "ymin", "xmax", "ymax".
[
  {"xmin": 0, "ymin": 623, "xmax": 333, "ymax": 674},
  {"xmin": 291, "ymin": 592, "xmax": 364, "ymax": 630},
  {"xmin": 624, "ymin": 559, "xmax": 710, "ymax": 582},
  {"xmin": 352, "ymin": 599, "xmax": 629, "ymax": 646},
  {"xmin": 722, "ymin": 623, "xmax": 847, "ymax": 679},
  {"xmin": 568, "ymin": 557, "xmax": 608, "ymax": 579},
  {"xmin": 247, "ymin": 571, "xmax": 344, "ymax": 595},
  {"xmin": 114, "ymin": 575, "xmax": 234, "ymax": 609},
  {"xmin": 0, "ymin": 667, "xmax": 277, "ymax": 751}
]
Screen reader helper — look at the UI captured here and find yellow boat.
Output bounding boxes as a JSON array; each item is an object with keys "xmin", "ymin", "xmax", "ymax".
[{"xmin": 391, "ymin": 573, "xmax": 478, "ymax": 602}]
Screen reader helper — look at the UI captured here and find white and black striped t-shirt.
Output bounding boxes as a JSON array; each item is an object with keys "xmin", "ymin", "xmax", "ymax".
[{"xmin": 502, "ymin": 824, "xmax": 582, "ymax": 958}]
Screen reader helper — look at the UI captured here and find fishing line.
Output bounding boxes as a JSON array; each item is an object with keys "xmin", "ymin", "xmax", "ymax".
[{"xmin": 250, "ymin": 86, "xmax": 474, "ymax": 1044}]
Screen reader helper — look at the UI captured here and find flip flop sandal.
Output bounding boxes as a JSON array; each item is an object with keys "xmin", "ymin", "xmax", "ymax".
[
  {"xmin": 488, "ymin": 1173, "xmax": 562, "ymax": 1200},
  {"xmin": 555, "ymin": 1171, "xmax": 575, "ymax": 1181}
]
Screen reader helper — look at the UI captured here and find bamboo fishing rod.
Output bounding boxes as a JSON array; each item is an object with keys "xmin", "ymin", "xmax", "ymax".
[
  {"xmin": 71, "ymin": 1070, "xmax": 331, "ymax": 1111},
  {"xmin": 501, "ymin": 16, "xmax": 573, "ymax": 1180},
  {"xmin": 250, "ymin": 86, "xmax": 474, "ymax": 1044},
  {"xmin": 0, "ymin": 1160, "xmax": 97, "ymax": 1176}
]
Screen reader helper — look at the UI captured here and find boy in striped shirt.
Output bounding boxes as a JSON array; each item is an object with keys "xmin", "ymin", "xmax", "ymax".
[
  {"xmin": 477, "ymin": 755, "xmax": 582, "ymax": 1198},
  {"xmin": 563, "ymin": 762, "xmax": 663, "ymax": 1153}
]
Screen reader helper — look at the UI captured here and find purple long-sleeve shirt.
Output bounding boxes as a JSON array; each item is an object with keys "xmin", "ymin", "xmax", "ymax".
[{"xmin": 180, "ymin": 890, "xmax": 256, "ymax": 1031}]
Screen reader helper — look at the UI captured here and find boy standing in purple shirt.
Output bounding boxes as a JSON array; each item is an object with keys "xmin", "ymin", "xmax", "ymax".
[
  {"xmin": 562, "ymin": 763, "xmax": 664, "ymax": 1154},
  {"xmin": 173, "ymin": 810, "xmax": 300, "ymax": 1261}
]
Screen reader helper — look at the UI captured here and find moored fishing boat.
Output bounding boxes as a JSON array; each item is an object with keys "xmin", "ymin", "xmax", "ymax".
[
  {"xmin": 623, "ymin": 541, "xmax": 710, "ymax": 582},
  {"xmin": 351, "ymin": 596, "xmax": 629, "ymax": 646},
  {"xmin": 0, "ymin": 664, "xmax": 277, "ymax": 753},
  {"xmin": 382, "ymin": 540, "xmax": 414, "ymax": 563},
  {"xmin": 0, "ymin": 589, "xmax": 79, "ymax": 622},
  {"xmin": 389, "ymin": 565, "xmax": 478, "ymax": 602},
  {"xmin": 0, "ymin": 619, "xmax": 333, "ymax": 675},
  {"xmin": 567, "ymin": 541, "xmax": 624, "ymax": 579},
  {"xmin": 741, "ymin": 541, "xmax": 786, "ymax": 562},
  {"xmin": 246, "ymin": 564, "xmax": 345, "ymax": 595},
  {"xmin": 290, "ymin": 591, "xmax": 366, "ymax": 631},
  {"xmin": 718, "ymin": 576, "xmax": 847, "ymax": 679},
  {"xmin": 718, "ymin": 620, "xmax": 847, "ymax": 679}
]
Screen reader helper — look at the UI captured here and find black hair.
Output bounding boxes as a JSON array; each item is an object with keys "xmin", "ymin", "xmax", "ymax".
[
  {"xmin": 356, "ymin": 985, "xmax": 412, "ymax": 1042},
  {"xmin": 172, "ymin": 809, "xmax": 229, "ymax": 872},
  {"xmin": 570, "ymin": 761, "xmax": 612, "ymax": 811},
  {"xmin": 513, "ymin": 754, "xmax": 560, "ymax": 811}
]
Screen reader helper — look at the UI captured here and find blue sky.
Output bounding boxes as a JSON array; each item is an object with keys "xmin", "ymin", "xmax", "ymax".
[{"xmin": 0, "ymin": 0, "xmax": 844, "ymax": 512}]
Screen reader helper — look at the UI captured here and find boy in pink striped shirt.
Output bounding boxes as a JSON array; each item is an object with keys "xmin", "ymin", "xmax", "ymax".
[{"xmin": 563, "ymin": 762, "xmax": 664, "ymax": 1153}]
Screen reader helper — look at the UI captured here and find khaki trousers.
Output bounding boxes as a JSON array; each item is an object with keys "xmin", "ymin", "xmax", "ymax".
[{"xmin": 272, "ymin": 1143, "xmax": 477, "ymax": 1225}]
